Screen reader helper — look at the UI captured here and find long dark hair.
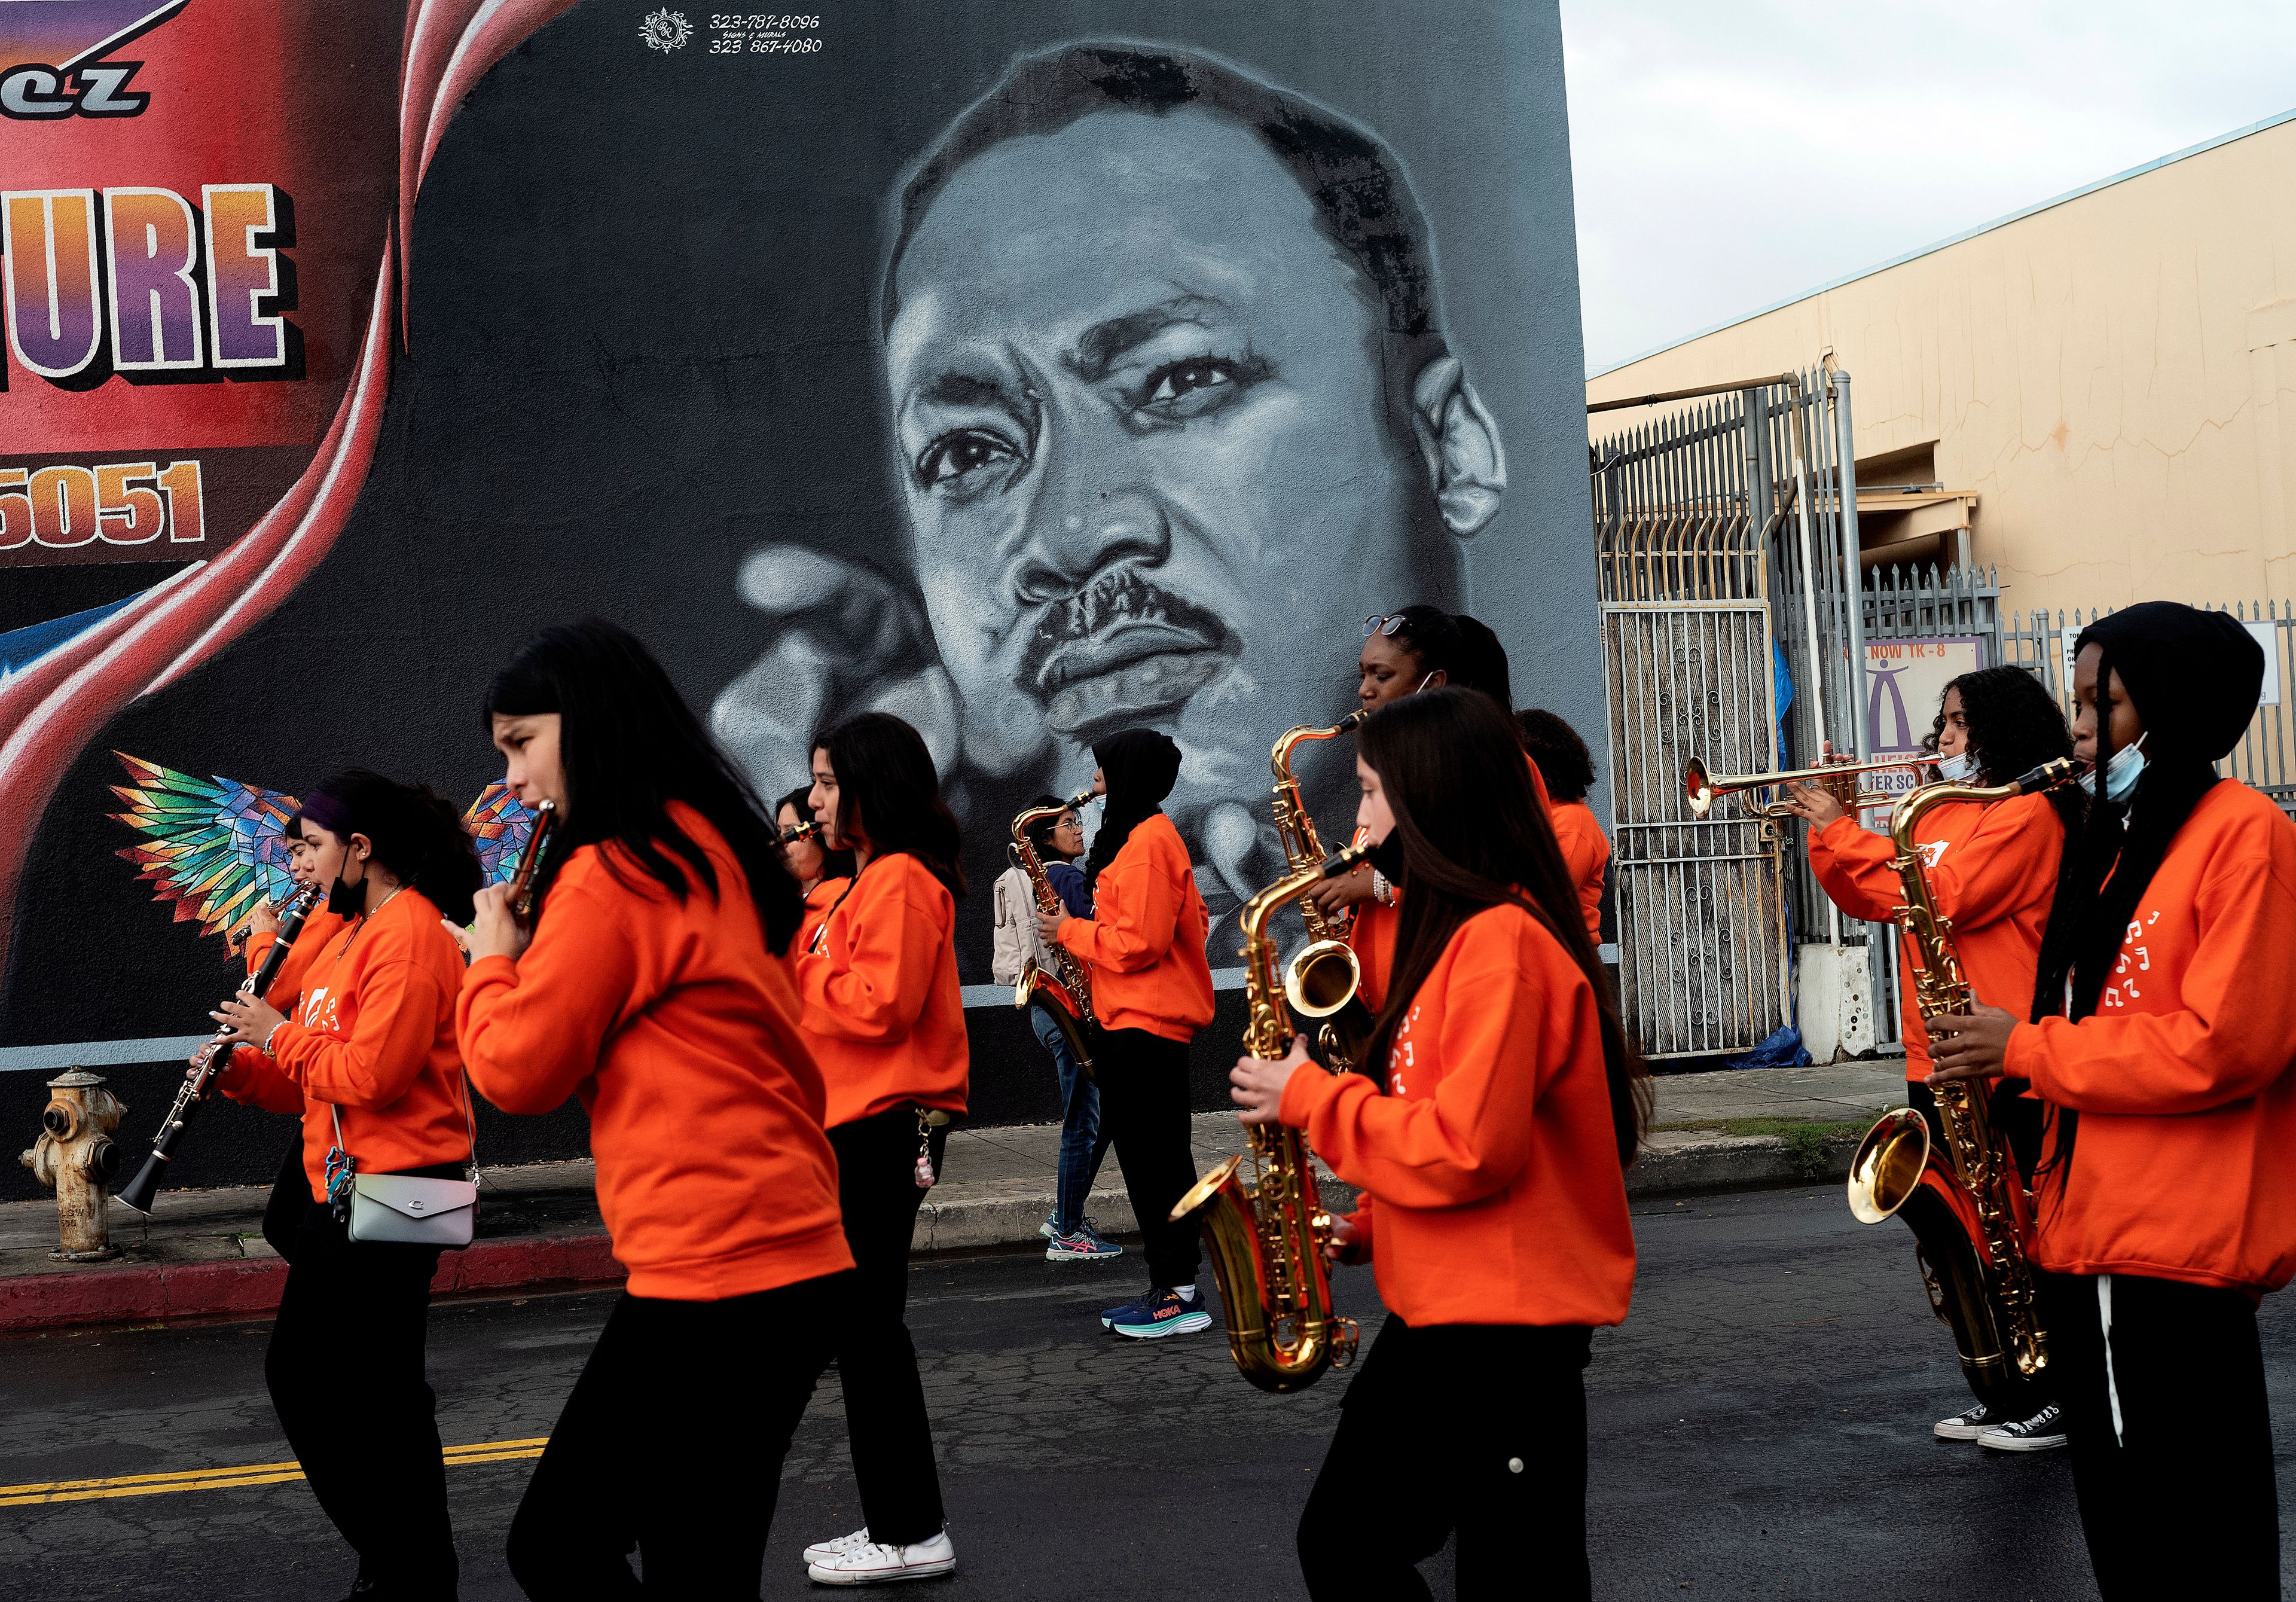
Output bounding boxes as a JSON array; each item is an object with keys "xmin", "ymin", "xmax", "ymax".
[
  {"xmin": 1369, "ymin": 604, "xmax": 1465, "ymax": 688},
  {"xmin": 1357, "ymin": 689, "xmax": 1648, "ymax": 1167},
  {"xmin": 1925, "ymin": 666, "xmax": 2083, "ymax": 839},
  {"xmin": 777, "ymin": 783, "xmax": 855, "ymax": 883},
  {"xmin": 1084, "ymin": 728, "xmax": 1182, "ymax": 892},
  {"xmin": 814, "ymin": 712, "xmax": 965, "ymax": 898},
  {"xmin": 483, "ymin": 618, "xmax": 804, "ymax": 956},
  {"xmin": 1449, "ymin": 613, "xmax": 1513, "ymax": 714},
  {"xmin": 303, "ymin": 768, "xmax": 484, "ymax": 926}
]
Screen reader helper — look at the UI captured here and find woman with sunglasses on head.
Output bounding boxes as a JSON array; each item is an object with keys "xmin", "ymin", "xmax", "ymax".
[
  {"xmin": 1778, "ymin": 666, "xmax": 2081, "ymax": 1452},
  {"xmin": 1034, "ymin": 728, "xmax": 1217, "ymax": 1339},
  {"xmin": 205, "ymin": 768, "xmax": 486, "ymax": 1602},
  {"xmin": 1231, "ymin": 686, "xmax": 1645, "ymax": 1600},
  {"xmin": 1316, "ymin": 607, "xmax": 1549, "ymax": 1011},
  {"xmin": 795, "ymin": 710, "xmax": 969, "ymax": 1586},
  {"xmin": 457, "ymin": 619, "xmax": 854, "ymax": 1598},
  {"xmin": 777, "ymin": 782, "xmax": 854, "ymax": 953},
  {"xmin": 1929, "ymin": 604, "xmax": 2296, "ymax": 1598}
]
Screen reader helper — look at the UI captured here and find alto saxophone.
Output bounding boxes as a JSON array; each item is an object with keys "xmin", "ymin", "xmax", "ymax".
[
  {"xmin": 1172, "ymin": 841, "xmax": 1370, "ymax": 1393},
  {"xmin": 1009, "ymin": 789, "xmax": 1098, "ymax": 1073},
  {"xmin": 1270, "ymin": 713, "xmax": 1371, "ymax": 1071},
  {"xmin": 1845, "ymin": 758, "xmax": 2077, "ymax": 1414}
]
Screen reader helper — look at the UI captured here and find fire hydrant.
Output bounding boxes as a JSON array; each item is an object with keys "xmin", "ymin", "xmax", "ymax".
[{"xmin": 20, "ymin": 1069, "xmax": 126, "ymax": 1262}]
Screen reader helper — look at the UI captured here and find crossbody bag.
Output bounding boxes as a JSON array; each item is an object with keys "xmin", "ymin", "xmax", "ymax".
[{"xmin": 325, "ymin": 1077, "xmax": 480, "ymax": 1248}]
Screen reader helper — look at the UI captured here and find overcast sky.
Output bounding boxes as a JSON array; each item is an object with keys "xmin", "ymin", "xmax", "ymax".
[{"xmin": 1562, "ymin": 1, "xmax": 2296, "ymax": 376}]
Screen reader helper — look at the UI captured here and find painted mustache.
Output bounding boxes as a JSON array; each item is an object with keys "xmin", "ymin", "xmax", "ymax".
[{"xmin": 1023, "ymin": 567, "xmax": 1235, "ymax": 739}]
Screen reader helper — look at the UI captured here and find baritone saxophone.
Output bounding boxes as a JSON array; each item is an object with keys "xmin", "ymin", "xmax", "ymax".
[
  {"xmin": 1845, "ymin": 758, "xmax": 2077, "ymax": 1415},
  {"xmin": 1269, "ymin": 713, "xmax": 1372, "ymax": 1070},
  {"xmin": 1171, "ymin": 841, "xmax": 1370, "ymax": 1394}
]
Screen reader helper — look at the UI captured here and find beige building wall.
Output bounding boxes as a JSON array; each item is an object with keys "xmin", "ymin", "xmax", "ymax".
[{"xmin": 1584, "ymin": 112, "xmax": 2296, "ymax": 623}]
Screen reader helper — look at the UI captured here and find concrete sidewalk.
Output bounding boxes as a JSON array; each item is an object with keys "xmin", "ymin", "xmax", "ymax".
[{"xmin": 0, "ymin": 1060, "xmax": 1906, "ymax": 1333}]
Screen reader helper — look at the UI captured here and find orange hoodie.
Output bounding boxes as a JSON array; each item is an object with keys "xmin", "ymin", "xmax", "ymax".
[
  {"xmin": 242, "ymin": 905, "xmax": 348, "ymax": 1006},
  {"xmin": 1548, "ymin": 800, "xmax": 1609, "ymax": 944},
  {"xmin": 799, "ymin": 875, "xmax": 850, "ymax": 956},
  {"xmin": 1055, "ymin": 811, "xmax": 1215, "ymax": 1041},
  {"xmin": 1281, "ymin": 899, "xmax": 1635, "ymax": 1326},
  {"xmin": 2005, "ymin": 779, "xmax": 2296, "ymax": 1296},
  {"xmin": 795, "ymin": 852, "xmax": 970, "ymax": 1130},
  {"xmin": 1345, "ymin": 751, "xmax": 1556, "ymax": 1012},
  {"xmin": 1808, "ymin": 792, "xmax": 2063, "ymax": 1081},
  {"xmin": 459, "ymin": 804, "xmax": 852, "ymax": 1300},
  {"xmin": 219, "ymin": 889, "xmax": 471, "ymax": 1193}
]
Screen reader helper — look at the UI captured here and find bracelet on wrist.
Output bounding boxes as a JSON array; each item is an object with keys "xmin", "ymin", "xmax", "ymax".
[{"xmin": 261, "ymin": 1020, "xmax": 286, "ymax": 1055}]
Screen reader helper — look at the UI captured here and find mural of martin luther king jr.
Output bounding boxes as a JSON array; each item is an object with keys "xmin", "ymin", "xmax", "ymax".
[{"xmin": 711, "ymin": 40, "xmax": 1507, "ymax": 945}]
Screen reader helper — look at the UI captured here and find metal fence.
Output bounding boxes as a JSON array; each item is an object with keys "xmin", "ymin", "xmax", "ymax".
[{"xmin": 1590, "ymin": 371, "xmax": 1870, "ymax": 1058}]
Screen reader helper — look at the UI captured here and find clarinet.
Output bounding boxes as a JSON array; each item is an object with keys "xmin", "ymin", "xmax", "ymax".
[
  {"xmin": 117, "ymin": 883, "xmax": 327, "ymax": 1215},
  {"xmin": 508, "ymin": 800, "xmax": 557, "ymax": 926}
]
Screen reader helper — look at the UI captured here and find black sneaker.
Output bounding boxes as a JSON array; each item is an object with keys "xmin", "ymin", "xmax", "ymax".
[
  {"xmin": 1933, "ymin": 1402, "xmax": 1995, "ymax": 1441},
  {"xmin": 1977, "ymin": 1402, "xmax": 2066, "ymax": 1452}
]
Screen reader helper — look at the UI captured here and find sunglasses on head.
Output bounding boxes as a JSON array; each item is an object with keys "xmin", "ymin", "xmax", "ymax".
[{"xmin": 1363, "ymin": 614, "xmax": 1407, "ymax": 637}]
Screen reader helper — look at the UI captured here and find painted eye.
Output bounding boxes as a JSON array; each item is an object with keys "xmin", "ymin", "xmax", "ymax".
[
  {"xmin": 917, "ymin": 429, "xmax": 1019, "ymax": 487},
  {"xmin": 1139, "ymin": 357, "xmax": 1247, "ymax": 416}
]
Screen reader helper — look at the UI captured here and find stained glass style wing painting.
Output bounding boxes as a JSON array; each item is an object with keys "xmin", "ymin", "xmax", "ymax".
[
  {"xmin": 462, "ymin": 783, "xmax": 540, "ymax": 886},
  {"xmin": 109, "ymin": 752, "xmax": 299, "ymax": 942}
]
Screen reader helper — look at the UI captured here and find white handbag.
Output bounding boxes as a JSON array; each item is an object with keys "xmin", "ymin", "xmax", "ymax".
[{"xmin": 328, "ymin": 1082, "xmax": 479, "ymax": 1249}]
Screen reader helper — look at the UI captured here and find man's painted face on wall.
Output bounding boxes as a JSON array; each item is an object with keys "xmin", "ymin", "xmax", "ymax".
[{"xmin": 886, "ymin": 106, "xmax": 1429, "ymax": 898}]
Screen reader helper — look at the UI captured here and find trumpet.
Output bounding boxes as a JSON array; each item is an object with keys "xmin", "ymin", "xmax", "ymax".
[{"xmin": 1683, "ymin": 753, "xmax": 1933, "ymax": 820}]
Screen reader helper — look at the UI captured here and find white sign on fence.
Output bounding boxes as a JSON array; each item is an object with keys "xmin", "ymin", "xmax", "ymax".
[{"xmin": 1860, "ymin": 636, "xmax": 1984, "ymax": 814}]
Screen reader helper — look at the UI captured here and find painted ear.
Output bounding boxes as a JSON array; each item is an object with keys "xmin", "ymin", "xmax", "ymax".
[{"xmin": 1409, "ymin": 356, "xmax": 1507, "ymax": 538}]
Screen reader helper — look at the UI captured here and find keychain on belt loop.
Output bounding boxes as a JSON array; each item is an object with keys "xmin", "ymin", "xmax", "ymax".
[{"xmin": 914, "ymin": 1105, "xmax": 951, "ymax": 1188}]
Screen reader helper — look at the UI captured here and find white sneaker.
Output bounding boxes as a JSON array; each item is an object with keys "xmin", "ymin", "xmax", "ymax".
[
  {"xmin": 807, "ymin": 1530, "xmax": 957, "ymax": 1586},
  {"xmin": 1932, "ymin": 1402, "xmax": 1995, "ymax": 1441},
  {"xmin": 802, "ymin": 1527, "xmax": 872, "ymax": 1566},
  {"xmin": 1977, "ymin": 1401, "xmax": 2067, "ymax": 1453}
]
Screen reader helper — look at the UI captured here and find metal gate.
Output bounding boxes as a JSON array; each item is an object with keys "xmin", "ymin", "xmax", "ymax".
[{"xmin": 1590, "ymin": 370, "xmax": 1868, "ymax": 1058}]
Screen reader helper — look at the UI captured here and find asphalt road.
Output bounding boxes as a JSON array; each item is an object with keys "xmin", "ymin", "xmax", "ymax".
[{"xmin": 4, "ymin": 1186, "xmax": 2291, "ymax": 1600}]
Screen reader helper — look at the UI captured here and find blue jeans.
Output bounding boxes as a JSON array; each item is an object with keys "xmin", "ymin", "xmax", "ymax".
[{"xmin": 1030, "ymin": 1003, "xmax": 1110, "ymax": 1234}]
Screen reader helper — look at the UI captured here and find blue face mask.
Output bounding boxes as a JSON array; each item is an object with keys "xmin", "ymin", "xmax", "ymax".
[
  {"xmin": 2080, "ymin": 733, "xmax": 2148, "ymax": 803},
  {"xmin": 1935, "ymin": 750, "xmax": 1979, "ymax": 783}
]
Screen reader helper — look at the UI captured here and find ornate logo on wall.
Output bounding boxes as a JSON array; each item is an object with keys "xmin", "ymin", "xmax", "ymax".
[
  {"xmin": 0, "ymin": 0, "xmax": 187, "ymax": 120},
  {"xmin": 639, "ymin": 9, "xmax": 692, "ymax": 53}
]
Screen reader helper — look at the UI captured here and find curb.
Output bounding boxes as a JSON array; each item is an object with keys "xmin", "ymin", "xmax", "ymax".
[
  {"xmin": 1, "ymin": 1137, "xmax": 1855, "ymax": 1334},
  {"xmin": 1, "ymin": 1232, "xmax": 628, "ymax": 1336}
]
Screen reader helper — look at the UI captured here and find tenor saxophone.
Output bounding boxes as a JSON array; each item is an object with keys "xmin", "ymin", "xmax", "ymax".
[
  {"xmin": 1009, "ymin": 789, "xmax": 1098, "ymax": 1073},
  {"xmin": 1270, "ymin": 714, "xmax": 1371, "ymax": 1070},
  {"xmin": 1845, "ymin": 758, "xmax": 2077, "ymax": 1414},
  {"xmin": 1171, "ymin": 842, "xmax": 1369, "ymax": 1394}
]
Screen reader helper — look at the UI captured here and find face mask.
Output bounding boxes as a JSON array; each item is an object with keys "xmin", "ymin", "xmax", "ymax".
[
  {"xmin": 325, "ymin": 862, "xmax": 366, "ymax": 919},
  {"xmin": 2079, "ymin": 733, "xmax": 2148, "ymax": 804},
  {"xmin": 1934, "ymin": 750, "xmax": 1979, "ymax": 783},
  {"xmin": 1366, "ymin": 831, "xmax": 1405, "ymax": 886}
]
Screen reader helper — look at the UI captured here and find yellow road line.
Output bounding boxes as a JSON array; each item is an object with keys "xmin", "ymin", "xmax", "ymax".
[{"xmin": 0, "ymin": 1437, "xmax": 550, "ymax": 1508}]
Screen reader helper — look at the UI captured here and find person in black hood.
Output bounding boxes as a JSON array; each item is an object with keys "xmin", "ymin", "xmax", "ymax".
[
  {"xmin": 1037, "ymin": 727, "xmax": 1219, "ymax": 1339},
  {"xmin": 1931, "ymin": 602, "xmax": 2296, "ymax": 1597}
]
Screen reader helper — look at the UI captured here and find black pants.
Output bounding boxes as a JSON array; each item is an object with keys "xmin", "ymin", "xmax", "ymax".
[
  {"xmin": 505, "ymin": 1273, "xmax": 850, "ymax": 1597},
  {"xmin": 264, "ymin": 1165, "xmax": 457, "ymax": 1598},
  {"xmin": 2038, "ymin": 1270, "xmax": 2280, "ymax": 1597},
  {"xmin": 1091, "ymin": 1025, "xmax": 1202, "ymax": 1291},
  {"xmin": 1298, "ymin": 1318, "xmax": 1595, "ymax": 1601},
  {"xmin": 828, "ymin": 1107, "xmax": 951, "ymax": 1546}
]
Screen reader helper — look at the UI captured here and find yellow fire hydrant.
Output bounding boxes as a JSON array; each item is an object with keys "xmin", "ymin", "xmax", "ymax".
[{"xmin": 20, "ymin": 1069, "xmax": 126, "ymax": 1262}]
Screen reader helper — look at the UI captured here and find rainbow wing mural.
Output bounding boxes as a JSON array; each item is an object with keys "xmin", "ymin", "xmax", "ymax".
[
  {"xmin": 111, "ymin": 761, "xmax": 540, "ymax": 938},
  {"xmin": 462, "ymin": 783, "xmax": 541, "ymax": 887},
  {"xmin": 109, "ymin": 752, "xmax": 299, "ymax": 941}
]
